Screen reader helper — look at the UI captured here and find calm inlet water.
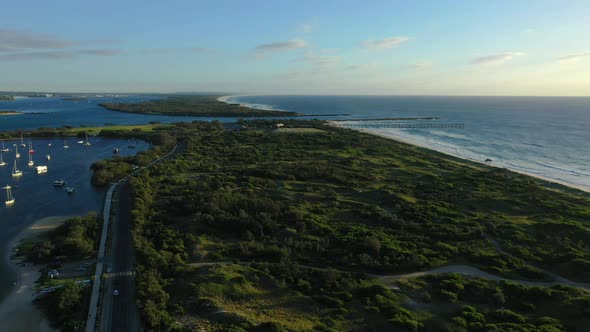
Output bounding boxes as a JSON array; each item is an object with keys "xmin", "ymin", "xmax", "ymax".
[
  {"xmin": 0, "ymin": 137, "xmax": 148, "ymax": 299},
  {"xmin": 228, "ymin": 95, "xmax": 590, "ymax": 191}
]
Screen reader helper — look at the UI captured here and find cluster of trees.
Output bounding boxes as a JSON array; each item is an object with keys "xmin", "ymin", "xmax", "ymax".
[
  {"xmin": 35, "ymin": 282, "xmax": 89, "ymax": 331},
  {"xmin": 114, "ymin": 120, "xmax": 590, "ymax": 330},
  {"xmin": 19, "ymin": 214, "xmax": 100, "ymax": 263},
  {"xmin": 405, "ymin": 273, "xmax": 590, "ymax": 331}
]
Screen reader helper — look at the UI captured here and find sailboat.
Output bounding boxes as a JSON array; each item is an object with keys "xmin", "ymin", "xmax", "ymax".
[
  {"xmin": 0, "ymin": 153, "xmax": 5, "ymax": 167},
  {"xmin": 20, "ymin": 134, "xmax": 25, "ymax": 148},
  {"xmin": 12, "ymin": 160, "xmax": 22, "ymax": 177},
  {"xmin": 15, "ymin": 145, "xmax": 20, "ymax": 159},
  {"xmin": 0, "ymin": 139, "xmax": 9, "ymax": 152},
  {"xmin": 83, "ymin": 132, "xmax": 92, "ymax": 146},
  {"xmin": 28, "ymin": 141, "xmax": 35, "ymax": 154},
  {"xmin": 64, "ymin": 140, "xmax": 69, "ymax": 149},
  {"xmin": 27, "ymin": 149, "xmax": 34, "ymax": 166},
  {"xmin": 3, "ymin": 185, "xmax": 15, "ymax": 206}
]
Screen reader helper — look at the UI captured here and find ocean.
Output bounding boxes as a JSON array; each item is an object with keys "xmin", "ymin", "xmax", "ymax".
[{"xmin": 225, "ymin": 95, "xmax": 590, "ymax": 192}]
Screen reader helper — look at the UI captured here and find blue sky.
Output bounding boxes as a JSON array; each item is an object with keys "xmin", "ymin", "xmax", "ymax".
[{"xmin": 1, "ymin": 0, "xmax": 589, "ymax": 95}]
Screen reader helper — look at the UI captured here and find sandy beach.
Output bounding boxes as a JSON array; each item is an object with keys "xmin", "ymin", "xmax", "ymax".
[
  {"xmin": 0, "ymin": 216, "xmax": 69, "ymax": 332},
  {"xmin": 328, "ymin": 122, "xmax": 590, "ymax": 194}
]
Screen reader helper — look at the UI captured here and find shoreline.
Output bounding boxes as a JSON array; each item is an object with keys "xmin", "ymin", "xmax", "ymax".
[
  {"xmin": 328, "ymin": 122, "xmax": 590, "ymax": 194},
  {"xmin": 0, "ymin": 216, "xmax": 70, "ymax": 332}
]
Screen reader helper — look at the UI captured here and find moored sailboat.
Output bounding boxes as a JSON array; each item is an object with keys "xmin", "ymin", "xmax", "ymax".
[
  {"xmin": 3, "ymin": 185, "xmax": 15, "ymax": 206},
  {"xmin": 0, "ymin": 139, "xmax": 9, "ymax": 152},
  {"xmin": 12, "ymin": 160, "xmax": 22, "ymax": 177},
  {"xmin": 0, "ymin": 153, "xmax": 5, "ymax": 167}
]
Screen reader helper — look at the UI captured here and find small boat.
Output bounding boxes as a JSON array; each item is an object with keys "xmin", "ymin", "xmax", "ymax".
[
  {"xmin": 36, "ymin": 165, "xmax": 48, "ymax": 174},
  {"xmin": 12, "ymin": 160, "xmax": 22, "ymax": 177},
  {"xmin": 28, "ymin": 141, "xmax": 35, "ymax": 153},
  {"xmin": 20, "ymin": 134, "xmax": 26, "ymax": 148},
  {"xmin": 48, "ymin": 143, "xmax": 52, "ymax": 147},
  {"xmin": 0, "ymin": 140, "xmax": 9, "ymax": 152},
  {"xmin": 27, "ymin": 150, "xmax": 34, "ymax": 166},
  {"xmin": 53, "ymin": 180, "xmax": 65, "ymax": 186},
  {"xmin": 3, "ymin": 185, "xmax": 15, "ymax": 206},
  {"xmin": 0, "ymin": 153, "xmax": 5, "ymax": 167},
  {"xmin": 65, "ymin": 187, "xmax": 75, "ymax": 194},
  {"xmin": 15, "ymin": 146, "xmax": 20, "ymax": 159},
  {"xmin": 77, "ymin": 140, "xmax": 84, "ymax": 144},
  {"xmin": 46, "ymin": 154, "xmax": 51, "ymax": 160},
  {"xmin": 64, "ymin": 140, "xmax": 69, "ymax": 149},
  {"xmin": 485, "ymin": 158, "xmax": 493, "ymax": 163},
  {"xmin": 113, "ymin": 148, "xmax": 120, "ymax": 154},
  {"xmin": 83, "ymin": 132, "xmax": 91, "ymax": 146}
]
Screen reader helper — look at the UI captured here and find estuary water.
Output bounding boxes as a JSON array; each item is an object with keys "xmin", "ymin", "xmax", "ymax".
[
  {"xmin": 0, "ymin": 136, "xmax": 148, "ymax": 299},
  {"xmin": 226, "ymin": 95, "xmax": 590, "ymax": 192}
]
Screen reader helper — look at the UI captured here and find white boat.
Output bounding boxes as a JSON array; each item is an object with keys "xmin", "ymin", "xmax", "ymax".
[
  {"xmin": 77, "ymin": 140, "xmax": 84, "ymax": 144},
  {"xmin": 64, "ymin": 140, "xmax": 69, "ymax": 149},
  {"xmin": 46, "ymin": 154, "xmax": 51, "ymax": 160},
  {"xmin": 83, "ymin": 132, "xmax": 92, "ymax": 146},
  {"xmin": 15, "ymin": 145, "xmax": 20, "ymax": 159},
  {"xmin": 12, "ymin": 160, "xmax": 22, "ymax": 177},
  {"xmin": 0, "ymin": 153, "xmax": 5, "ymax": 167},
  {"xmin": 28, "ymin": 141, "xmax": 35, "ymax": 154},
  {"xmin": 20, "ymin": 134, "xmax": 25, "ymax": 148},
  {"xmin": 48, "ymin": 143, "xmax": 52, "ymax": 147},
  {"xmin": 66, "ymin": 187, "xmax": 75, "ymax": 194},
  {"xmin": 3, "ymin": 185, "xmax": 15, "ymax": 206},
  {"xmin": 36, "ymin": 165, "xmax": 48, "ymax": 174},
  {"xmin": 0, "ymin": 139, "xmax": 9, "ymax": 152},
  {"xmin": 27, "ymin": 150, "xmax": 34, "ymax": 166},
  {"xmin": 53, "ymin": 180, "xmax": 65, "ymax": 186}
]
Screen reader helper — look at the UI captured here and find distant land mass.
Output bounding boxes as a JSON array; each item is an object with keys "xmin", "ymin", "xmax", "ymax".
[
  {"xmin": 99, "ymin": 95, "xmax": 300, "ymax": 117},
  {"xmin": 0, "ymin": 95, "xmax": 15, "ymax": 101}
]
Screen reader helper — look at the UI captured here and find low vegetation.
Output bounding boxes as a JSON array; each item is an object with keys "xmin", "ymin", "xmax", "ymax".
[
  {"xmin": 0, "ymin": 95, "xmax": 15, "ymax": 100},
  {"xmin": 99, "ymin": 95, "xmax": 299, "ymax": 117},
  {"xmin": 92, "ymin": 120, "xmax": 590, "ymax": 331}
]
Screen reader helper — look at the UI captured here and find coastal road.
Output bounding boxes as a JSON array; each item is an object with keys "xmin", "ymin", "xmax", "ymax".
[{"xmin": 99, "ymin": 182, "xmax": 141, "ymax": 332}]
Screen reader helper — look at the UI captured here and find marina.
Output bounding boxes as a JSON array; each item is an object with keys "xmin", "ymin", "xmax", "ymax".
[{"xmin": 0, "ymin": 136, "xmax": 149, "ymax": 300}]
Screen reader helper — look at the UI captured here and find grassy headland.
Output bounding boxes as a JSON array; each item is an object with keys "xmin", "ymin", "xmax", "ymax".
[
  {"xmin": 84, "ymin": 120, "xmax": 590, "ymax": 331},
  {"xmin": 0, "ymin": 95, "xmax": 15, "ymax": 101},
  {"xmin": 99, "ymin": 95, "xmax": 300, "ymax": 117}
]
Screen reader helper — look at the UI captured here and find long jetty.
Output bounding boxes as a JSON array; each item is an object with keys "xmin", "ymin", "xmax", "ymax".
[{"xmin": 339, "ymin": 122, "xmax": 464, "ymax": 129}]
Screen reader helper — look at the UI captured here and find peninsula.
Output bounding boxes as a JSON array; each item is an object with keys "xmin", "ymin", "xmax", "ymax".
[
  {"xmin": 86, "ymin": 119, "xmax": 590, "ymax": 331},
  {"xmin": 99, "ymin": 95, "xmax": 300, "ymax": 117}
]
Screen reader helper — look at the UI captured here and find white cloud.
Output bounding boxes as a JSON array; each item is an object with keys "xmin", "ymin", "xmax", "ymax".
[
  {"xmin": 345, "ymin": 63, "xmax": 375, "ymax": 71},
  {"xmin": 0, "ymin": 29, "xmax": 73, "ymax": 52},
  {"xmin": 470, "ymin": 52, "xmax": 525, "ymax": 65},
  {"xmin": 412, "ymin": 61, "xmax": 433, "ymax": 69},
  {"xmin": 296, "ymin": 55, "xmax": 341, "ymax": 67},
  {"xmin": 557, "ymin": 53, "xmax": 590, "ymax": 64},
  {"xmin": 362, "ymin": 36, "xmax": 409, "ymax": 50},
  {"xmin": 302, "ymin": 24, "xmax": 313, "ymax": 33},
  {"xmin": 255, "ymin": 39, "xmax": 308, "ymax": 52},
  {"xmin": 522, "ymin": 28, "xmax": 535, "ymax": 33}
]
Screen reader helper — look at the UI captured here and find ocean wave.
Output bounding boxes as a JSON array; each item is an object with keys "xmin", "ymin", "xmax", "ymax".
[
  {"xmin": 429, "ymin": 130, "xmax": 468, "ymax": 140},
  {"xmin": 217, "ymin": 95, "xmax": 283, "ymax": 112}
]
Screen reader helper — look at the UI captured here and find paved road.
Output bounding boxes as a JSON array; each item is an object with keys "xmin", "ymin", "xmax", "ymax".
[
  {"xmin": 378, "ymin": 264, "xmax": 590, "ymax": 291},
  {"xmin": 100, "ymin": 182, "xmax": 141, "ymax": 332},
  {"xmin": 85, "ymin": 182, "xmax": 116, "ymax": 332}
]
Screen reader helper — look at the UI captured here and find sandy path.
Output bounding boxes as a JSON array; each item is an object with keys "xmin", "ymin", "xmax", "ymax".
[{"xmin": 0, "ymin": 216, "xmax": 70, "ymax": 332}]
